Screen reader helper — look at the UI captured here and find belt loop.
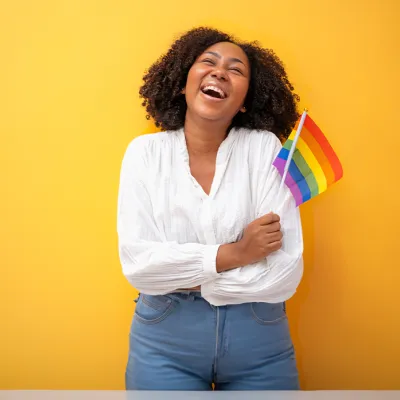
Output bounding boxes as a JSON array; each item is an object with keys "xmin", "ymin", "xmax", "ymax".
[{"xmin": 188, "ymin": 293, "xmax": 195, "ymax": 301}]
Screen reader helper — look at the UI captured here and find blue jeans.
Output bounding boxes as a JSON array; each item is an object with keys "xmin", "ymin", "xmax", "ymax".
[{"xmin": 125, "ymin": 291, "xmax": 299, "ymax": 390}]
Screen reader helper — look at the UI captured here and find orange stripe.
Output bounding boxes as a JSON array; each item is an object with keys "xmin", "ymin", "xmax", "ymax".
[
  {"xmin": 304, "ymin": 115, "xmax": 343, "ymax": 182},
  {"xmin": 300, "ymin": 126, "xmax": 335, "ymax": 185}
]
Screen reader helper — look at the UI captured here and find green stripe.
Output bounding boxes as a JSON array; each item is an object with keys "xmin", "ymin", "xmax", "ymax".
[{"xmin": 292, "ymin": 148, "xmax": 319, "ymax": 197}]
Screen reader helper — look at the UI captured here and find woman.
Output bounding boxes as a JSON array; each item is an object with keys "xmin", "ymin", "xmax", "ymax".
[{"xmin": 117, "ymin": 27, "xmax": 303, "ymax": 391}]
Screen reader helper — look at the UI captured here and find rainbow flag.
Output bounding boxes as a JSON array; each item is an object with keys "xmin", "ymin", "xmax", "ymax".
[{"xmin": 273, "ymin": 111, "xmax": 343, "ymax": 206}]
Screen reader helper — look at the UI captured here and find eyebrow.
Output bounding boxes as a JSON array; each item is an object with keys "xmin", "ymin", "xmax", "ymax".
[{"xmin": 204, "ymin": 51, "xmax": 246, "ymax": 66}]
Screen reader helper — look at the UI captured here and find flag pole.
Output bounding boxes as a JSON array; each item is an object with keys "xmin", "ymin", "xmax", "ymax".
[{"xmin": 276, "ymin": 108, "xmax": 308, "ymax": 203}]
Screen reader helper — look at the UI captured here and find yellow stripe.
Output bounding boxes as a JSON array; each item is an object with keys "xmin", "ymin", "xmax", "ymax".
[
  {"xmin": 288, "ymin": 129, "xmax": 296, "ymax": 141},
  {"xmin": 296, "ymin": 136, "xmax": 328, "ymax": 192}
]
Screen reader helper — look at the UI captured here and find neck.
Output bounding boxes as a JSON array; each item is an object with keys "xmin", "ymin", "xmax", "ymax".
[{"xmin": 183, "ymin": 111, "xmax": 231, "ymax": 155}]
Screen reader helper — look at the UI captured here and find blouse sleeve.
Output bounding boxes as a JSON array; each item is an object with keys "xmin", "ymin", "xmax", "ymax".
[
  {"xmin": 117, "ymin": 137, "xmax": 220, "ymax": 294},
  {"xmin": 201, "ymin": 133, "xmax": 304, "ymax": 306}
]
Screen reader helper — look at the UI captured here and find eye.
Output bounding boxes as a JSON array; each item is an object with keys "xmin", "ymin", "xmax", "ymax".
[
  {"xmin": 202, "ymin": 58, "xmax": 215, "ymax": 65},
  {"xmin": 230, "ymin": 67, "xmax": 243, "ymax": 75}
]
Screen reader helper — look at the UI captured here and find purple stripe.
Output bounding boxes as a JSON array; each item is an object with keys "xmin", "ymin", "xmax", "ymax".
[
  {"xmin": 273, "ymin": 157, "xmax": 286, "ymax": 174},
  {"xmin": 273, "ymin": 158, "xmax": 304, "ymax": 206},
  {"xmin": 285, "ymin": 173, "xmax": 304, "ymax": 206}
]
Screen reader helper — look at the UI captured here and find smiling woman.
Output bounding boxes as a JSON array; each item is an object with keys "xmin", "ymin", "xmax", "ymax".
[
  {"xmin": 117, "ymin": 27, "xmax": 303, "ymax": 391},
  {"xmin": 184, "ymin": 42, "xmax": 250, "ymax": 126},
  {"xmin": 139, "ymin": 27, "xmax": 299, "ymax": 137}
]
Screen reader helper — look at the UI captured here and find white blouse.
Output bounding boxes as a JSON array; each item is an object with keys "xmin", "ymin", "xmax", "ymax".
[{"xmin": 117, "ymin": 127, "xmax": 303, "ymax": 306}]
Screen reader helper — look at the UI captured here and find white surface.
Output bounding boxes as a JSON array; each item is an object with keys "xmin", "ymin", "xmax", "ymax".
[{"xmin": 1, "ymin": 391, "xmax": 399, "ymax": 400}]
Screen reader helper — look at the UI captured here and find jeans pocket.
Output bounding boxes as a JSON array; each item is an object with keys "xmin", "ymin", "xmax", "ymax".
[
  {"xmin": 250, "ymin": 302, "xmax": 287, "ymax": 325},
  {"xmin": 134, "ymin": 294, "xmax": 176, "ymax": 325}
]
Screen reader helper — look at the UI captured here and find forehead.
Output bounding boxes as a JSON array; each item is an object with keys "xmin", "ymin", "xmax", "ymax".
[{"xmin": 202, "ymin": 42, "xmax": 249, "ymax": 67}]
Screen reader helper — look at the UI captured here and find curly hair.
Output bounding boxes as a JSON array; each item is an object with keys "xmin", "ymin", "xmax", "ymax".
[{"xmin": 139, "ymin": 27, "xmax": 300, "ymax": 139}]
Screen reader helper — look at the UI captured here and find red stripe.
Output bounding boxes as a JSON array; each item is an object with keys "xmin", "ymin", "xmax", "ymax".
[{"xmin": 304, "ymin": 115, "xmax": 343, "ymax": 181}]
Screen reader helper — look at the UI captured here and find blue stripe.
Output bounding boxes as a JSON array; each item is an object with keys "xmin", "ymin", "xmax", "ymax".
[
  {"xmin": 288, "ymin": 159, "xmax": 311, "ymax": 203},
  {"xmin": 278, "ymin": 147, "xmax": 290, "ymax": 161}
]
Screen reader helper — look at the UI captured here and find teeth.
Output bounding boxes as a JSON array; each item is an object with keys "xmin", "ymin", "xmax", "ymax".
[{"xmin": 202, "ymin": 85, "xmax": 226, "ymax": 99}]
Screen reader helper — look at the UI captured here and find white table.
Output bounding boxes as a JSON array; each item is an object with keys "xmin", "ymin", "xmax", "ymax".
[{"xmin": 0, "ymin": 391, "xmax": 399, "ymax": 400}]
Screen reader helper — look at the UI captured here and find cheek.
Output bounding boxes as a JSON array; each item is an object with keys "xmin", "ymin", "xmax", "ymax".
[
  {"xmin": 232, "ymin": 80, "xmax": 249, "ymax": 104},
  {"xmin": 186, "ymin": 69, "xmax": 196, "ymax": 89},
  {"xmin": 186, "ymin": 66, "xmax": 206, "ymax": 94}
]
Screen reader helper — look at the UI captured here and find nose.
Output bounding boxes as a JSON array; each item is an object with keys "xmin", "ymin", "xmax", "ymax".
[{"xmin": 211, "ymin": 67, "xmax": 227, "ymax": 81}]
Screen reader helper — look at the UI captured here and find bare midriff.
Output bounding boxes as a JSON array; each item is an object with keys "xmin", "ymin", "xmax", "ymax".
[{"xmin": 177, "ymin": 286, "xmax": 201, "ymax": 291}]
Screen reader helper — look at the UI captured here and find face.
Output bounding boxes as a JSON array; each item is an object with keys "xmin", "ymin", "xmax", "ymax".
[{"xmin": 183, "ymin": 42, "xmax": 250, "ymax": 124}]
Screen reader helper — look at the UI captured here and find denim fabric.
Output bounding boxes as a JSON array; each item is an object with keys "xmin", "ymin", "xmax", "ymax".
[{"xmin": 125, "ymin": 291, "xmax": 299, "ymax": 391}]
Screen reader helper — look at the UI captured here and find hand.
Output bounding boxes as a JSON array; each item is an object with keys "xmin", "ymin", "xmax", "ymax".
[{"xmin": 236, "ymin": 213, "xmax": 282, "ymax": 265}]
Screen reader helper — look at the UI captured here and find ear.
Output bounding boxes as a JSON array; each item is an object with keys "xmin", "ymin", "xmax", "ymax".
[
  {"xmin": 240, "ymin": 106, "xmax": 246, "ymax": 113},
  {"xmin": 181, "ymin": 87, "xmax": 186, "ymax": 94}
]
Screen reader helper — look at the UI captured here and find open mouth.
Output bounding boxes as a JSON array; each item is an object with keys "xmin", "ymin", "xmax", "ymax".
[{"xmin": 200, "ymin": 85, "xmax": 227, "ymax": 99}]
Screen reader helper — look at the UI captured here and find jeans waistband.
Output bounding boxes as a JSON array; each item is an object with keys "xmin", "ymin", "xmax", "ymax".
[
  {"xmin": 171, "ymin": 289, "xmax": 202, "ymax": 294},
  {"xmin": 168, "ymin": 289, "xmax": 203, "ymax": 301}
]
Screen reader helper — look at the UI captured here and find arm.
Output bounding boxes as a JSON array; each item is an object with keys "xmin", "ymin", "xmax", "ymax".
[
  {"xmin": 201, "ymin": 135, "xmax": 304, "ymax": 306},
  {"xmin": 117, "ymin": 138, "xmax": 239, "ymax": 295}
]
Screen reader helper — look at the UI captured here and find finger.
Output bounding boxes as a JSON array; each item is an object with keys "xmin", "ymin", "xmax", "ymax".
[
  {"xmin": 257, "ymin": 224, "xmax": 278, "ymax": 235},
  {"xmin": 264, "ymin": 221, "xmax": 281, "ymax": 233},
  {"xmin": 258, "ymin": 212, "xmax": 276, "ymax": 225},
  {"xmin": 258, "ymin": 213, "xmax": 280, "ymax": 226},
  {"xmin": 266, "ymin": 231, "xmax": 283, "ymax": 243},
  {"xmin": 267, "ymin": 240, "xmax": 282, "ymax": 252}
]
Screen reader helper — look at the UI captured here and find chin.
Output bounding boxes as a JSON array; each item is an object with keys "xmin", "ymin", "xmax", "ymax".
[{"xmin": 191, "ymin": 105, "xmax": 229, "ymax": 122}]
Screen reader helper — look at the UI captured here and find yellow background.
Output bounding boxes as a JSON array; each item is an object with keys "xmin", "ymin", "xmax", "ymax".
[{"xmin": 1, "ymin": 0, "xmax": 399, "ymax": 390}]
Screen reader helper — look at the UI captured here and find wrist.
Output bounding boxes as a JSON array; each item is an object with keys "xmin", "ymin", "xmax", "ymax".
[
  {"xmin": 216, "ymin": 242, "xmax": 245, "ymax": 273},
  {"xmin": 230, "ymin": 241, "xmax": 245, "ymax": 267}
]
